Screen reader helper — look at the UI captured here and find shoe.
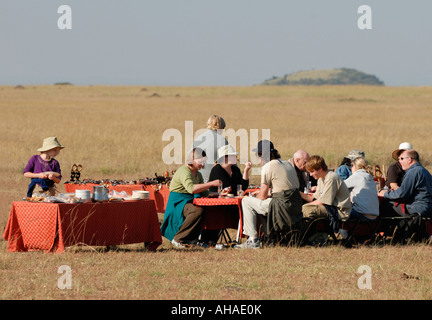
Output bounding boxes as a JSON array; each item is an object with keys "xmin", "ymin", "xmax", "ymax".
[
  {"xmin": 171, "ymin": 239, "xmax": 186, "ymax": 249},
  {"xmin": 196, "ymin": 241, "xmax": 209, "ymax": 248},
  {"xmin": 234, "ymin": 237, "xmax": 259, "ymax": 249}
]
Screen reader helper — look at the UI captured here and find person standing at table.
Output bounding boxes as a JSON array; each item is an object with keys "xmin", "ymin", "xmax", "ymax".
[
  {"xmin": 192, "ymin": 115, "xmax": 228, "ymax": 183},
  {"xmin": 160, "ymin": 147, "xmax": 222, "ymax": 248},
  {"xmin": 302, "ymin": 155, "xmax": 352, "ymax": 234},
  {"xmin": 23, "ymin": 137, "xmax": 65, "ymax": 197},
  {"xmin": 385, "ymin": 142, "xmax": 413, "ymax": 190},
  {"xmin": 235, "ymin": 140, "xmax": 302, "ymax": 249}
]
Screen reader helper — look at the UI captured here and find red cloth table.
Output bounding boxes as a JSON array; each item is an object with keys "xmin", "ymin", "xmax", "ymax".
[
  {"xmin": 193, "ymin": 197, "xmax": 244, "ymax": 241},
  {"xmin": 3, "ymin": 200, "xmax": 162, "ymax": 253},
  {"xmin": 64, "ymin": 183, "xmax": 170, "ymax": 213}
]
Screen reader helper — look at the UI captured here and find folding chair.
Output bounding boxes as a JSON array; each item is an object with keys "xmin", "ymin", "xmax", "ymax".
[
  {"xmin": 298, "ymin": 217, "xmax": 339, "ymax": 246},
  {"xmin": 378, "ymin": 216, "xmax": 416, "ymax": 244},
  {"xmin": 340, "ymin": 217, "xmax": 380, "ymax": 245}
]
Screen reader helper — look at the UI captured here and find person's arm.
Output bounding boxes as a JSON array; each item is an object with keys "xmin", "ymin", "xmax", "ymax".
[
  {"xmin": 192, "ymin": 179, "xmax": 220, "ymax": 194},
  {"xmin": 24, "ymin": 172, "xmax": 47, "ymax": 179},
  {"xmin": 380, "ymin": 170, "xmax": 415, "ymax": 200},
  {"xmin": 389, "ymin": 182, "xmax": 399, "ymax": 191},
  {"xmin": 242, "ymin": 162, "xmax": 252, "ymax": 181},
  {"xmin": 301, "ymin": 192, "xmax": 315, "ymax": 203},
  {"xmin": 255, "ymin": 183, "xmax": 270, "ymax": 200},
  {"xmin": 47, "ymin": 173, "xmax": 61, "ymax": 184}
]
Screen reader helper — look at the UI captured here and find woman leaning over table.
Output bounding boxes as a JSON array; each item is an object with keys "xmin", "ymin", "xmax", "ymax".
[
  {"xmin": 200, "ymin": 145, "xmax": 252, "ymax": 244},
  {"xmin": 160, "ymin": 147, "xmax": 221, "ymax": 248}
]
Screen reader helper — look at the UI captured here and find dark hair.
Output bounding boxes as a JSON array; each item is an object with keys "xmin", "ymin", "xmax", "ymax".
[
  {"xmin": 406, "ymin": 150, "xmax": 420, "ymax": 161},
  {"xmin": 339, "ymin": 157, "xmax": 351, "ymax": 166},
  {"xmin": 257, "ymin": 149, "xmax": 281, "ymax": 162}
]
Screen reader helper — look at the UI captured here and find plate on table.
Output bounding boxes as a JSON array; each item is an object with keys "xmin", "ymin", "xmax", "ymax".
[{"xmin": 124, "ymin": 197, "xmax": 141, "ymax": 201}]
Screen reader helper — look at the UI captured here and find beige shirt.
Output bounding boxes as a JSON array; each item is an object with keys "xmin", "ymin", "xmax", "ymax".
[
  {"xmin": 261, "ymin": 159, "xmax": 299, "ymax": 193},
  {"xmin": 315, "ymin": 171, "xmax": 351, "ymax": 218}
]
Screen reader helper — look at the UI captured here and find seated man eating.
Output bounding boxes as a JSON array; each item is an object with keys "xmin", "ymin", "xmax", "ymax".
[{"xmin": 302, "ymin": 155, "xmax": 352, "ymax": 234}]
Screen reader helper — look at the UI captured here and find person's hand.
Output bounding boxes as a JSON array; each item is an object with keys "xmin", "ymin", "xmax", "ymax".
[
  {"xmin": 39, "ymin": 172, "xmax": 48, "ymax": 179},
  {"xmin": 210, "ymin": 179, "xmax": 222, "ymax": 188},
  {"xmin": 310, "ymin": 186, "xmax": 317, "ymax": 193},
  {"xmin": 244, "ymin": 161, "xmax": 252, "ymax": 172},
  {"xmin": 251, "ymin": 190, "xmax": 259, "ymax": 197},
  {"xmin": 220, "ymin": 186, "xmax": 231, "ymax": 196},
  {"xmin": 378, "ymin": 189, "xmax": 387, "ymax": 197},
  {"xmin": 47, "ymin": 173, "xmax": 55, "ymax": 180}
]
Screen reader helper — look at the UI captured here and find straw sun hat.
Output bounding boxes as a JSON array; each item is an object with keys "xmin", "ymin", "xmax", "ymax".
[
  {"xmin": 37, "ymin": 137, "xmax": 65, "ymax": 152},
  {"xmin": 392, "ymin": 142, "xmax": 413, "ymax": 160}
]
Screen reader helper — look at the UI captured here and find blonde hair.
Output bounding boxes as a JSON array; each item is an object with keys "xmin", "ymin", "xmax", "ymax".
[
  {"xmin": 206, "ymin": 115, "xmax": 226, "ymax": 131},
  {"xmin": 352, "ymin": 157, "xmax": 373, "ymax": 174}
]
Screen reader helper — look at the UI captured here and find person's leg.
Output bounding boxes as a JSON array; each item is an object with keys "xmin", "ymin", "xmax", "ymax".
[
  {"xmin": 241, "ymin": 196, "xmax": 271, "ymax": 238},
  {"xmin": 302, "ymin": 203, "xmax": 328, "ymax": 219},
  {"xmin": 173, "ymin": 203, "xmax": 204, "ymax": 243}
]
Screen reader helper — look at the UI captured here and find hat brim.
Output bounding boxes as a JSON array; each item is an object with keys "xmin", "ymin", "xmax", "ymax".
[
  {"xmin": 37, "ymin": 146, "xmax": 65, "ymax": 152},
  {"xmin": 392, "ymin": 149, "xmax": 403, "ymax": 160},
  {"xmin": 216, "ymin": 152, "xmax": 238, "ymax": 164}
]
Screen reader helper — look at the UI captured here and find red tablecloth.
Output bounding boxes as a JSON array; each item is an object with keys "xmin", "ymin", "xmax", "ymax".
[
  {"xmin": 193, "ymin": 197, "xmax": 243, "ymax": 239},
  {"xmin": 3, "ymin": 200, "xmax": 162, "ymax": 253},
  {"xmin": 64, "ymin": 183, "xmax": 170, "ymax": 213}
]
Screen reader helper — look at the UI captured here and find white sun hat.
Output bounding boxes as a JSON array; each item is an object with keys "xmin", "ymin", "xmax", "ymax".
[{"xmin": 392, "ymin": 142, "xmax": 413, "ymax": 160}]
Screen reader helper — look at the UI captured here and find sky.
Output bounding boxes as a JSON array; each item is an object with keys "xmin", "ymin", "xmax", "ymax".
[{"xmin": 1, "ymin": 0, "xmax": 431, "ymax": 87}]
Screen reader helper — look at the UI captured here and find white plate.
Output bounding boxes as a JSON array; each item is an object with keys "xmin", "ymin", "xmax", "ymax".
[{"xmin": 124, "ymin": 197, "xmax": 141, "ymax": 201}]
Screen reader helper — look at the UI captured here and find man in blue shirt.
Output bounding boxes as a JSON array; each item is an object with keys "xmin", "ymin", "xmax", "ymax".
[
  {"xmin": 379, "ymin": 150, "xmax": 432, "ymax": 218},
  {"xmin": 379, "ymin": 149, "xmax": 432, "ymax": 242}
]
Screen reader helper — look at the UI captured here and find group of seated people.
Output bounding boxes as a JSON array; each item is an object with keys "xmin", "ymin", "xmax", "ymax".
[{"xmin": 160, "ymin": 116, "xmax": 432, "ymax": 249}]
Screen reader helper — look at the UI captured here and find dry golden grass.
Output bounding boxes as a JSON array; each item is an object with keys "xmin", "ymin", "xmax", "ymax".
[{"xmin": 1, "ymin": 85, "xmax": 432, "ymax": 300}]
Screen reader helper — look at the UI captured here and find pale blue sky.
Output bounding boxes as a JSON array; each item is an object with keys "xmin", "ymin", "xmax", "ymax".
[{"xmin": 1, "ymin": 0, "xmax": 431, "ymax": 86}]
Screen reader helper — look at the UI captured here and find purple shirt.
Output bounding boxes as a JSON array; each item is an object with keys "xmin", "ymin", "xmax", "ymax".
[{"xmin": 24, "ymin": 155, "xmax": 62, "ymax": 180}]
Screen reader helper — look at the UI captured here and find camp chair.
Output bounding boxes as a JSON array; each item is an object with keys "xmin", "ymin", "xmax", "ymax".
[
  {"xmin": 298, "ymin": 217, "xmax": 339, "ymax": 246},
  {"xmin": 340, "ymin": 217, "xmax": 380, "ymax": 245},
  {"xmin": 378, "ymin": 215, "xmax": 419, "ymax": 244}
]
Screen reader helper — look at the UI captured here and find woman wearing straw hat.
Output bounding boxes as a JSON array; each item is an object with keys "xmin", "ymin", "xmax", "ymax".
[
  {"xmin": 23, "ymin": 137, "xmax": 65, "ymax": 197},
  {"xmin": 208, "ymin": 145, "xmax": 252, "ymax": 196},
  {"xmin": 200, "ymin": 145, "xmax": 252, "ymax": 244}
]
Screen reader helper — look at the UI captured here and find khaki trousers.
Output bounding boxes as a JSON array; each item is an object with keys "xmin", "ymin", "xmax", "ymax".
[
  {"xmin": 302, "ymin": 203, "xmax": 329, "ymax": 219},
  {"xmin": 173, "ymin": 203, "xmax": 204, "ymax": 243}
]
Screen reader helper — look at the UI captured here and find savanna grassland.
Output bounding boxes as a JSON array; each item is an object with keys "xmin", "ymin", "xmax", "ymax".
[{"xmin": 0, "ymin": 85, "xmax": 431, "ymax": 300}]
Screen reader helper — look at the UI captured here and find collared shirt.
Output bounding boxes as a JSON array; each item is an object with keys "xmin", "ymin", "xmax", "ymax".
[{"xmin": 384, "ymin": 162, "xmax": 432, "ymax": 215}]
